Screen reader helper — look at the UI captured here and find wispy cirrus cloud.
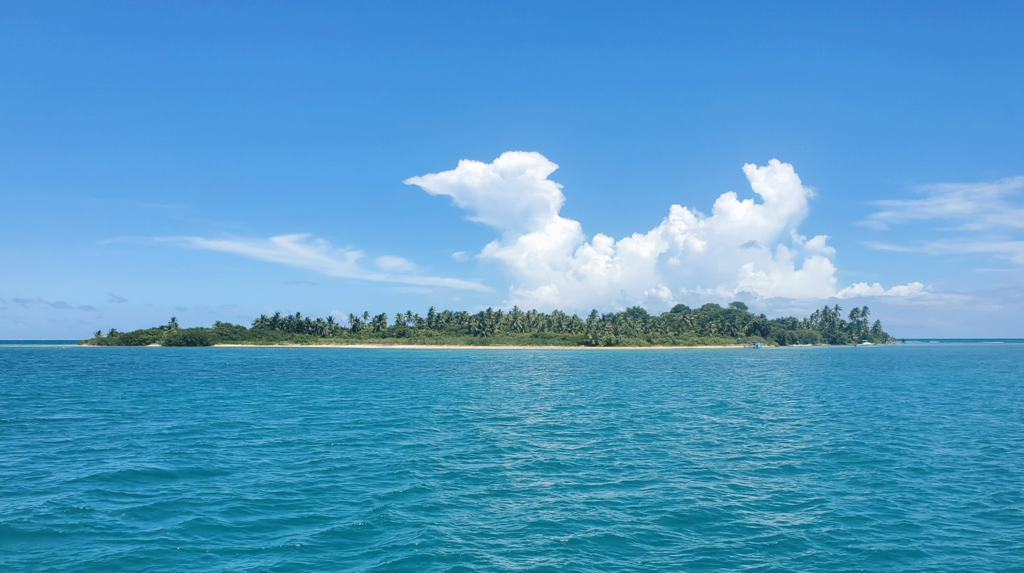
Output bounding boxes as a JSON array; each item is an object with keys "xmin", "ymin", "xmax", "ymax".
[
  {"xmin": 108, "ymin": 293, "xmax": 128, "ymax": 304},
  {"xmin": 163, "ymin": 234, "xmax": 491, "ymax": 292},
  {"xmin": 11, "ymin": 297, "xmax": 98, "ymax": 311},
  {"xmin": 861, "ymin": 176, "xmax": 1024, "ymax": 231},
  {"xmin": 866, "ymin": 239, "xmax": 1024, "ymax": 265},
  {"xmin": 862, "ymin": 176, "xmax": 1024, "ymax": 266}
]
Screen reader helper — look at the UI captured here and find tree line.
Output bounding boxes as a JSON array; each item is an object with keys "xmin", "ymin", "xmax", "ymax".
[{"xmin": 82, "ymin": 302, "xmax": 895, "ymax": 347}]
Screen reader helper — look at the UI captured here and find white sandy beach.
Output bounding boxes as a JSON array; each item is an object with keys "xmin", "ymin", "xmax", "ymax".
[{"xmin": 211, "ymin": 343, "xmax": 751, "ymax": 349}]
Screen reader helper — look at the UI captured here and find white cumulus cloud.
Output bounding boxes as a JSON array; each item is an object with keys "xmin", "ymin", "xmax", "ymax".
[
  {"xmin": 407, "ymin": 151, "xmax": 920, "ymax": 311},
  {"xmin": 836, "ymin": 281, "xmax": 927, "ymax": 299}
]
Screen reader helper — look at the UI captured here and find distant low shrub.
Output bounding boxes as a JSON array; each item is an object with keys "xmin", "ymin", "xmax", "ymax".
[
  {"xmin": 162, "ymin": 328, "xmax": 213, "ymax": 347},
  {"xmin": 209, "ymin": 321, "xmax": 249, "ymax": 342},
  {"xmin": 773, "ymin": 328, "xmax": 824, "ymax": 346},
  {"xmin": 117, "ymin": 329, "xmax": 163, "ymax": 346}
]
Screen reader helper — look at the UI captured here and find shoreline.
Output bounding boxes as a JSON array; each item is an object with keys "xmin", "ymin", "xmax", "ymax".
[{"xmin": 210, "ymin": 343, "xmax": 753, "ymax": 349}]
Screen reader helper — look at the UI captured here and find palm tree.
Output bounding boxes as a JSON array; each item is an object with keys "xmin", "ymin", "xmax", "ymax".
[
  {"xmin": 168, "ymin": 317, "xmax": 179, "ymax": 330},
  {"xmin": 871, "ymin": 319, "xmax": 886, "ymax": 341},
  {"xmin": 314, "ymin": 318, "xmax": 329, "ymax": 337},
  {"xmin": 682, "ymin": 314, "xmax": 696, "ymax": 332},
  {"xmin": 567, "ymin": 315, "xmax": 584, "ymax": 335},
  {"xmin": 469, "ymin": 317, "xmax": 486, "ymax": 337},
  {"xmin": 509, "ymin": 307, "xmax": 525, "ymax": 333},
  {"xmin": 348, "ymin": 313, "xmax": 364, "ymax": 334}
]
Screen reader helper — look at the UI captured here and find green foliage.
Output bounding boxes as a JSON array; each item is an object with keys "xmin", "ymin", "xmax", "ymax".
[
  {"xmin": 115, "ymin": 328, "xmax": 164, "ymax": 346},
  {"xmin": 81, "ymin": 301, "xmax": 896, "ymax": 347},
  {"xmin": 371, "ymin": 313, "xmax": 389, "ymax": 333},
  {"xmin": 162, "ymin": 328, "xmax": 213, "ymax": 347},
  {"xmin": 210, "ymin": 321, "xmax": 249, "ymax": 341}
]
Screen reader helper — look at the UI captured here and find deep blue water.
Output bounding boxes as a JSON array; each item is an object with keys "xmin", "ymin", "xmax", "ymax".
[{"xmin": 1, "ymin": 345, "xmax": 1022, "ymax": 572}]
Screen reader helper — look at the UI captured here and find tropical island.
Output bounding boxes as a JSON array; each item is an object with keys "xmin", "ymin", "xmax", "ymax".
[{"xmin": 80, "ymin": 303, "xmax": 895, "ymax": 347}]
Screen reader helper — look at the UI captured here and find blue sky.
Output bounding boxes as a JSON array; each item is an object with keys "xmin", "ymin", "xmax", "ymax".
[{"xmin": 2, "ymin": 1, "xmax": 1022, "ymax": 338}]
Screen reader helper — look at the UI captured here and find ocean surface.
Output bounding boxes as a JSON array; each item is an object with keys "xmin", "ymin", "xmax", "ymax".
[{"xmin": 1, "ymin": 345, "xmax": 1022, "ymax": 571}]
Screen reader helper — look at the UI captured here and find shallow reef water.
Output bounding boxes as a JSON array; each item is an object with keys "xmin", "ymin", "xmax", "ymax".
[{"xmin": 1, "ymin": 344, "xmax": 1022, "ymax": 571}]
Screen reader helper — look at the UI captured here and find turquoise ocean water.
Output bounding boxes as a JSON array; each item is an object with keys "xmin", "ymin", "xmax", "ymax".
[{"xmin": 1, "ymin": 344, "xmax": 1022, "ymax": 571}]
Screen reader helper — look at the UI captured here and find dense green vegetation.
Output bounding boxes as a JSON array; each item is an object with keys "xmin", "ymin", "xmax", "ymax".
[{"xmin": 81, "ymin": 303, "xmax": 895, "ymax": 347}]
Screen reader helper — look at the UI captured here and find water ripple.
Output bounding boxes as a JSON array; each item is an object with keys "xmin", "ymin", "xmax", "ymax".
[{"xmin": 2, "ymin": 345, "xmax": 1023, "ymax": 571}]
